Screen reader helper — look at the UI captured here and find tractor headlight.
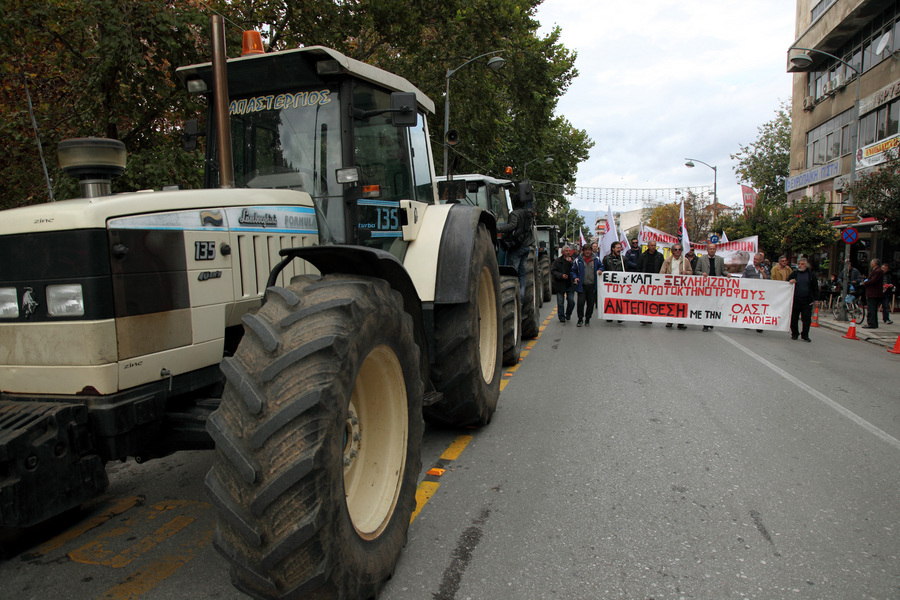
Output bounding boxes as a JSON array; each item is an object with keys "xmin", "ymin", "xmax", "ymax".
[
  {"xmin": 47, "ymin": 284, "xmax": 85, "ymax": 317},
  {"xmin": 0, "ymin": 287, "xmax": 18, "ymax": 318}
]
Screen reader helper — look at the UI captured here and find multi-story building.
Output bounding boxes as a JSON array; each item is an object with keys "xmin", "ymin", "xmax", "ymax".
[{"xmin": 788, "ymin": 0, "xmax": 900, "ymax": 274}]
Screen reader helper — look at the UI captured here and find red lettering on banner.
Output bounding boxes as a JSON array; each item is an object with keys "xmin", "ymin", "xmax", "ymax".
[{"xmin": 604, "ymin": 298, "xmax": 688, "ymax": 318}]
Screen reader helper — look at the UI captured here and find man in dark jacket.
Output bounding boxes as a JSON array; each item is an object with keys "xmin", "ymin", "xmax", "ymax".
[
  {"xmin": 636, "ymin": 240, "xmax": 664, "ymax": 324},
  {"xmin": 694, "ymin": 242, "xmax": 728, "ymax": 332},
  {"xmin": 862, "ymin": 258, "xmax": 884, "ymax": 329},
  {"xmin": 787, "ymin": 257, "xmax": 819, "ymax": 342},
  {"xmin": 624, "ymin": 237, "xmax": 641, "ymax": 272},
  {"xmin": 551, "ymin": 245, "xmax": 575, "ymax": 323},
  {"xmin": 637, "ymin": 240, "xmax": 665, "ymax": 274},
  {"xmin": 570, "ymin": 243, "xmax": 602, "ymax": 327},
  {"xmin": 497, "ymin": 194, "xmax": 534, "ymax": 302}
]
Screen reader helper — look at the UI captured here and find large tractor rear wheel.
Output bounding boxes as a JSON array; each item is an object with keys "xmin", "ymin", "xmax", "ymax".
[
  {"xmin": 522, "ymin": 253, "xmax": 540, "ymax": 339},
  {"xmin": 206, "ymin": 275, "xmax": 424, "ymax": 600},
  {"xmin": 426, "ymin": 224, "xmax": 502, "ymax": 427},
  {"xmin": 500, "ymin": 275, "xmax": 522, "ymax": 366}
]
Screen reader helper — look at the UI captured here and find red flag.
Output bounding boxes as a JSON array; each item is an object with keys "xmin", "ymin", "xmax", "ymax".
[{"xmin": 741, "ymin": 185, "xmax": 758, "ymax": 211}]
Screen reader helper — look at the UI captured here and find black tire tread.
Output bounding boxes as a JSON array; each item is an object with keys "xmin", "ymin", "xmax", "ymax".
[{"xmin": 207, "ymin": 274, "xmax": 423, "ymax": 600}]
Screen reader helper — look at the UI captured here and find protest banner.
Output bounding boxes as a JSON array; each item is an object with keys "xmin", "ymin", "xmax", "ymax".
[
  {"xmin": 639, "ymin": 224, "xmax": 758, "ymax": 275},
  {"xmin": 598, "ymin": 271, "xmax": 793, "ymax": 331}
]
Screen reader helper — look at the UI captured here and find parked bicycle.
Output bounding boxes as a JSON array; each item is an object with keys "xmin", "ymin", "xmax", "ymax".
[{"xmin": 832, "ymin": 289, "xmax": 865, "ymax": 322}]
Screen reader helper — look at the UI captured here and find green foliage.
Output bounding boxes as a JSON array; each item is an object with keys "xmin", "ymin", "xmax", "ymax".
[
  {"xmin": 643, "ymin": 190, "xmax": 715, "ymax": 241},
  {"xmin": 717, "ymin": 195, "xmax": 836, "ymax": 259},
  {"xmin": 544, "ymin": 206, "xmax": 585, "ymax": 246},
  {"xmin": 730, "ymin": 100, "xmax": 791, "ymax": 207},
  {"xmin": 845, "ymin": 149, "xmax": 900, "ymax": 241},
  {"xmin": 1, "ymin": 0, "xmax": 208, "ymax": 207},
  {"xmin": 3, "ymin": 0, "xmax": 591, "ymax": 214}
]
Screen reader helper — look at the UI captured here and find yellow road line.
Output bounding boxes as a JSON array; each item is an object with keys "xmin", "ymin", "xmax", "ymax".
[
  {"xmin": 440, "ymin": 435, "xmax": 473, "ymax": 460},
  {"xmin": 37, "ymin": 496, "xmax": 141, "ymax": 556},
  {"xmin": 98, "ymin": 525, "xmax": 214, "ymax": 600},
  {"xmin": 411, "ymin": 482, "xmax": 440, "ymax": 523}
]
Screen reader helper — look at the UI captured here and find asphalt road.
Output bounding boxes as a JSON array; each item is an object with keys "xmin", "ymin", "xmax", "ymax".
[{"xmin": 2, "ymin": 307, "xmax": 898, "ymax": 600}]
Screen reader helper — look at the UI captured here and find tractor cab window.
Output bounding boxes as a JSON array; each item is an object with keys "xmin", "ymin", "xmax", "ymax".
[
  {"xmin": 489, "ymin": 184, "xmax": 511, "ymax": 225},
  {"xmin": 351, "ymin": 83, "xmax": 432, "ymax": 256},
  {"xmin": 229, "ymin": 87, "xmax": 345, "ymax": 242}
]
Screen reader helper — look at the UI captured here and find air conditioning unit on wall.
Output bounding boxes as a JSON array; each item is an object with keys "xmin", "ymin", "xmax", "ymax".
[
  {"xmin": 803, "ymin": 96, "xmax": 816, "ymax": 111},
  {"xmin": 834, "ymin": 74, "xmax": 846, "ymax": 90},
  {"xmin": 824, "ymin": 80, "xmax": 836, "ymax": 95}
]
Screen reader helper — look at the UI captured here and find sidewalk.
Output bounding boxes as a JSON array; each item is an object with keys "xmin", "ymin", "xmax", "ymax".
[{"xmin": 813, "ymin": 303, "xmax": 900, "ymax": 350}]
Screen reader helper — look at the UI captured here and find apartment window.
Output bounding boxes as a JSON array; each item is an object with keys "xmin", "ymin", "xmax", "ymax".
[
  {"xmin": 859, "ymin": 98, "xmax": 900, "ymax": 148},
  {"xmin": 811, "ymin": 0, "xmax": 837, "ymax": 23},
  {"xmin": 806, "ymin": 109, "xmax": 852, "ymax": 169}
]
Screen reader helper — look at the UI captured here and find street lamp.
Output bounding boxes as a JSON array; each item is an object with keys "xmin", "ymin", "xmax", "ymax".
[
  {"xmin": 788, "ymin": 46, "xmax": 860, "ymax": 320},
  {"xmin": 443, "ymin": 51, "xmax": 506, "ymax": 177},
  {"xmin": 685, "ymin": 158, "xmax": 717, "ymax": 224},
  {"xmin": 522, "ymin": 155, "xmax": 553, "ymax": 180}
]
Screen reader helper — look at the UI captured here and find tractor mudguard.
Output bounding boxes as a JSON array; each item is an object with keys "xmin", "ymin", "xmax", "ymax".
[
  {"xmin": 433, "ymin": 205, "xmax": 497, "ymax": 304},
  {"xmin": 268, "ymin": 245, "xmax": 430, "ymax": 380}
]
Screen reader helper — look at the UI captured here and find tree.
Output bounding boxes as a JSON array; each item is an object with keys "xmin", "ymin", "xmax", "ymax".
[
  {"xmin": 642, "ymin": 190, "xmax": 715, "ymax": 240},
  {"xmin": 845, "ymin": 148, "xmax": 900, "ymax": 241},
  {"xmin": 717, "ymin": 195, "xmax": 836, "ymax": 261},
  {"xmin": 3, "ymin": 0, "xmax": 591, "ymax": 211},
  {"xmin": 0, "ymin": 0, "xmax": 208, "ymax": 208},
  {"xmin": 730, "ymin": 100, "xmax": 791, "ymax": 206}
]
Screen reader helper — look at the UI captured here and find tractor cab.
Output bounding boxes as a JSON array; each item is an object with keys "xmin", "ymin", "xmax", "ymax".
[{"xmin": 177, "ymin": 45, "xmax": 438, "ymax": 259}]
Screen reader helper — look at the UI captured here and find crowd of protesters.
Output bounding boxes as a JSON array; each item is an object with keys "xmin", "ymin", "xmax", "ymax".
[{"xmin": 548, "ymin": 239, "xmax": 897, "ymax": 342}]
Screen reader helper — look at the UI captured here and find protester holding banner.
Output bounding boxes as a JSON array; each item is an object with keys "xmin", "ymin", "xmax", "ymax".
[
  {"xmin": 659, "ymin": 243, "xmax": 693, "ymax": 329},
  {"xmin": 636, "ymin": 240, "xmax": 665, "ymax": 325},
  {"xmin": 551, "ymin": 245, "xmax": 576, "ymax": 324},
  {"xmin": 694, "ymin": 243, "xmax": 728, "ymax": 332},
  {"xmin": 742, "ymin": 253, "xmax": 768, "ymax": 333},
  {"xmin": 788, "ymin": 257, "xmax": 819, "ymax": 341},
  {"xmin": 571, "ymin": 243, "xmax": 602, "ymax": 327},
  {"xmin": 602, "ymin": 241, "xmax": 626, "ymax": 323}
]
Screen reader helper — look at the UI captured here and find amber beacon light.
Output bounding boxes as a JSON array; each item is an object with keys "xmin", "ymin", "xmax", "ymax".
[{"xmin": 242, "ymin": 30, "xmax": 265, "ymax": 56}]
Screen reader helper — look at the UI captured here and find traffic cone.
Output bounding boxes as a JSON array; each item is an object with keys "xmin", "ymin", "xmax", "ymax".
[
  {"xmin": 889, "ymin": 334, "xmax": 900, "ymax": 354},
  {"xmin": 842, "ymin": 318, "xmax": 859, "ymax": 340},
  {"xmin": 811, "ymin": 303, "xmax": 820, "ymax": 327}
]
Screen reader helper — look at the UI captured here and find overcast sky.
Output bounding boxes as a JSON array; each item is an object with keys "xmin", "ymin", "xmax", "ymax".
[{"xmin": 535, "ymin": 0, "xmax": 797, "ymax": 213}]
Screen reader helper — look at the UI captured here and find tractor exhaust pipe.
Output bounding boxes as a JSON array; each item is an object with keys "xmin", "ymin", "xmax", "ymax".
[{"xmin": 210, "ymin": 15, "xmax": 234, "ymax": 188}]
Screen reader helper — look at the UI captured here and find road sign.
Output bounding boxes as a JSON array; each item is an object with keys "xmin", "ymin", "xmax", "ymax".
[
  {"xmin": 842, "ymin": 227, "xmax": 858, "ymax": 244},
  {"xmin": 710, "ymin": 235, "xmax": 719, "ymax": 244},
  {"xmin": 841, "ymin": 214, "xmax": 861, "ymax": 224},
  {"xmin": 841, "ymin": 205, "xmax": 860, "ymax": 215}
]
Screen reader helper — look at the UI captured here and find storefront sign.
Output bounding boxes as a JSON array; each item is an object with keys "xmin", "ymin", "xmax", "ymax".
[
  {"xmin": 856, "ymin": 134, "xmax": 900, "ymax": 168},
  {"xmin": 785, "ymin": 159, "xmax": 841, "ymax": 192}
]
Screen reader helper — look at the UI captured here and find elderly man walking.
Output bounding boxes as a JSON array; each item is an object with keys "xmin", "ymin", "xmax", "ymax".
[
  {"xmin": 660, "ymin": 243, "xmax": 692, "ymax": 329},
  {"xmin": 694, "ymin": 242, "xmax": 727, "ymax": 332}
]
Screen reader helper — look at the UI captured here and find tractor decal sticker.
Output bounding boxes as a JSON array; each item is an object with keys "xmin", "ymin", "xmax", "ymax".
[
  {"xmin": 200, "ymin": 210, "xmax": 224, "ymax": 227},
  {"xmin": 238, "ymin": 209, "xmax": 277, "ymax": 228},
  {"xmin": 358, "ymin": 199, "xmax": 402, "ymax": 238},
  {"xmin": 226, "ymin": 206, "xmax": 317, "ymax": 234},
  {"xmin": 108, "ymin": 207, "xmax": 316, "ymax": 235},
  {"xmin": 21, "ymin": 287, "xmax": 38, "ymax": 318},
  {"xmin": 230, "ymin": 90, "xmax": 332, "ymax": 115}
]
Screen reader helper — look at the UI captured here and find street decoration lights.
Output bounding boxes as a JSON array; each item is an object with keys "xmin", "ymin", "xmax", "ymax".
[
  {"xmin": 684, "ymin": 158, "xmax": 717, "ymax": 223},
  {"xmin": 788, "ymin": 46, "xmax": 860, "ymax": 321},
  {"xmin": 443, "ymin": 51, "xmax": 506, "ymax": 177}
]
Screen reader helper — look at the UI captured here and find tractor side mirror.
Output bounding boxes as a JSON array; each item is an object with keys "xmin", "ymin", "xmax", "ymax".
[{"xmin": 390, "ymin": 92, "xmax": 418, "ymax": 127}]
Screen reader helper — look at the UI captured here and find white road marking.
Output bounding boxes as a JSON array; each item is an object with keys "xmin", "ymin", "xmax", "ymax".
[{"xmin": 718, "ymin": 333, "xmax": 900, "ymax": 451}]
